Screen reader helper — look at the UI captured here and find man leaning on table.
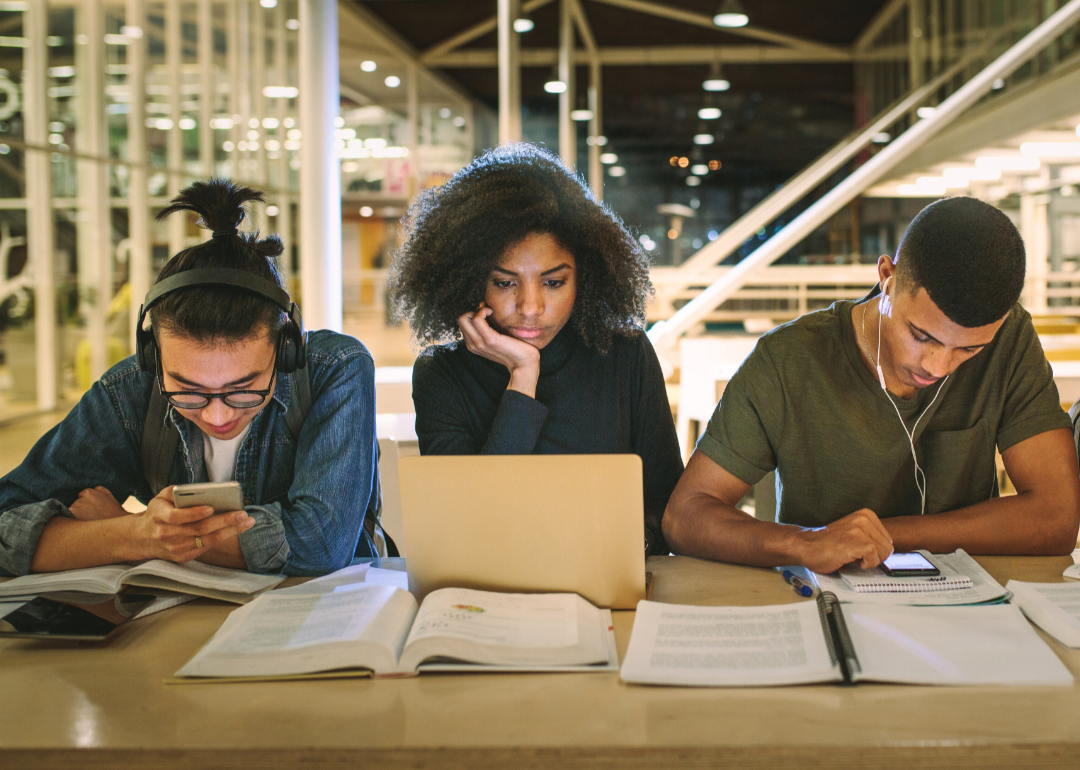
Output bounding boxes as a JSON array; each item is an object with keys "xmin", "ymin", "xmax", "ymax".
[{"xmin": 663, "ymin": 197, "xmax": 1080, "ymax": 573}]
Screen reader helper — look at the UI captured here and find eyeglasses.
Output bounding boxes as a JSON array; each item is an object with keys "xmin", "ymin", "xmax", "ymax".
[{"xmin": 157, "ymin": 361, "xmax": 277, "ymax": 410}]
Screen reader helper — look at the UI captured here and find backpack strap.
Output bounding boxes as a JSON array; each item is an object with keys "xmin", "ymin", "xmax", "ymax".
[
  {"xmin": 283, "ymin": 367, "xmax": 312, "ymax": 442},
  {"xmin": 141, "ymin": 388, "xmax": 181, "ymax": 496}
]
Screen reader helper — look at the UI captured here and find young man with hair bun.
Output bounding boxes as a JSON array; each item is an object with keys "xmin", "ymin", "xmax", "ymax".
[
  {"xmin": 664, "ymin": 196, "xmax": 1080, "ymax": 572},
  {"xmin": 0, "ymin": 179, "xmax": 382, "ymax": 576}
]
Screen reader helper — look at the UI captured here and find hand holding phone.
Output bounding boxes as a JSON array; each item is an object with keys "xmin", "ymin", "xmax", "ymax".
[
  {"xmin": 173, "ymin": 481, "xmax": 245, "ymax": 514},
  {"xmin": 881, "ymin": 551, "xmax": 940, "ymax": 577}
]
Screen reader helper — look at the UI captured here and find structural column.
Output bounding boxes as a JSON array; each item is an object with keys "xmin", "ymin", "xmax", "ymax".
[
  {"xmin": 198, "ymin": 0, "xmax": 214, "ymax": 193},
  {"xmin": 25, "ymin": 0, "xmax": 57, "ymax": 409},
  {"xmin": 166, "ymin": 0, "xmax": 184, "ymax": 257},
  {"xmin": 406, "ymin": 60, "xmax": 420, "ymax": 198},
  {"xmin": 127, "ymin": 0, "xmax": 151, "ymax": 352},
  {"xmin": 76, "ymin": 0, "xmax": 111, "ymax": 382},
  {"xmin": 497, "ymin": 0, "xmax": 521, "ymax": 144},
  {"xmin": 275, "ymin": 0, "xmax": 293, "ymax": 284},
  {"xmin": 298, "ymin": 0, "xmax": 343, "ymax": 331},
  {"xmin": 588, "ymin": 60, "xmax": 602, "ymax": 199},
  {"xmin": 558, "ymin": 0, "xmax": 575, "ymax": 168}
]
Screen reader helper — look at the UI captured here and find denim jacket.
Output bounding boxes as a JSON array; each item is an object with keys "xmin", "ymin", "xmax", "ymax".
[{"xmin": 0, "ymin": 330, "xmax": 379, "ymax": 577}]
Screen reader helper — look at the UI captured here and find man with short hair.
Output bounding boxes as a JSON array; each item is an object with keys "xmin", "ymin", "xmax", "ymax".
[{"xmin": 663, "ymin": 196, "xmax": 1080, "ymax": 572}]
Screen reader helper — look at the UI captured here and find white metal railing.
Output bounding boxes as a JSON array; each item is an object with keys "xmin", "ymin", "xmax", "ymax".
[{"xmin": 646, "ymin": 0, "xmax": 1080, "ymax": 367}]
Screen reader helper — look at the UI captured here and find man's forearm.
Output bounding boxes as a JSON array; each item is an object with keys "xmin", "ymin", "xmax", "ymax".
[
  {"xmin": 664, "ymin": 494, "xmax": 806, "ymax": 567},
  {"xmin": 884, "ymin": 492, "xmax": 1079, "ymax": 556},
  {"xmin": 30, "ymin": 516, "xmax": 140, "ymax": 573}
]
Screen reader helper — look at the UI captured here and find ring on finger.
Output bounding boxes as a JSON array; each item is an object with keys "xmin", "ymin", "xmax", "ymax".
[{"xmin": 195, "ymin": 536, "xmax": 204, "ymax": 549}]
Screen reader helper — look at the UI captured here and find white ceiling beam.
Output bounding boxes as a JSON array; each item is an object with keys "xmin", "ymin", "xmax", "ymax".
[
  {"xmin": 427, "ymin": 45, "xmax": 854, "ymax": 68},
  {"xmin": 589, "ymin": 0, "xmax": 851, "ymax": 57},
  {"xmin": 421, "ymin": 0, "xmax": 555, "ymax": 62},
  {"xmin": 855, "ymin": 0, "xmax": 909, "ymax": 51}
]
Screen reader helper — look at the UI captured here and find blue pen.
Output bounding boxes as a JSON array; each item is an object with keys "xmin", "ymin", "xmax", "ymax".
[{"xmin": 781, "ymin": 569, "xmax": 814, "ymax": 597}]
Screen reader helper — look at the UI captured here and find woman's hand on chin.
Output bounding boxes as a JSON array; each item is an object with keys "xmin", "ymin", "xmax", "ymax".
[{"xmin": 458, "ymin": 306, "xmax": 541, "ymax": 398}]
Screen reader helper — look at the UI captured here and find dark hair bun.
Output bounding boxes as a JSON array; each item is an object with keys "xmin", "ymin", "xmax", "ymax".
[{"xmin": 151, "ymin": 178, "xmax": 287, "ymax": 343}]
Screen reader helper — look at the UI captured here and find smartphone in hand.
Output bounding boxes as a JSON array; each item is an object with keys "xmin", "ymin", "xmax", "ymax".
[{"xmin": 173, "ymin": 481, "xmax": 244, "ymax": 514}]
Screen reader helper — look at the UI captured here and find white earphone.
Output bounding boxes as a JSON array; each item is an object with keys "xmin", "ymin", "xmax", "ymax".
[{"xmin": 875, "ymin": 276, "xmax": 948, "ymax": 516}]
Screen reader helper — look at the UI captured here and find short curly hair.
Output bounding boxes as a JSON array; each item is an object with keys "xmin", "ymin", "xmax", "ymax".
[{"xmin": 388, "ymin": 143, "xmax": 652, "ymax": 353}]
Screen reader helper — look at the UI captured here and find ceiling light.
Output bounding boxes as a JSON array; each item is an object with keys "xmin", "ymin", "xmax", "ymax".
[
  {"xmin": 975, "ymin": 155, "xmax": 1040, "ymax": 171},
  {"xmin": 694, "ymin": 134, "xmax": 715, "ymax": 145},
  {"xmin": 263, "ymin": 86, "xmax": 298, "ymax": 98},
  {"xmin": 439, "ymin": 108, "xmax": 452, "ymax": 118},
  {"xmin": 260, "ymin": 0, "xmax": 277, "ymax": 7},
  {"xmin": 285, "ymin": 19, "xmax": 299, "ymax": 30},
  {"xmin": 1020, "ymin": 142, "xmax": 1080, "ymax": 158},
  {"xmin": 384, "ymin": 76, "xmax": 401, "ymax": 88},
  {"xmin": 698, "ymin": 107, "xmax": 722, "ymax": 120},
  {"xmin": 600, "ymin": 152, "xmax": 618, "ymax": 164},
  {"xmin": 669, "ymin": 156, "xmax": 679, "ymax": 166},
  {"xmin": 586, "ymin": 135, "xmax": 608, "ymax": 146},
  {"xmin": 678, "ymin": 157, "xmax": 689, "ymax": 168},
  {"xmin": 690, "ymin": 164, "xmax": 709, "ymax": 175},
  {"xmin": 703, "ymin": 79, "xmax": 730, "ymax": 92},
  {"xmin": 871, "ymin": 132, "xmax": 891, "ymax": 143},
  {"xmin": 992, "ymin": 78, "xmax": 1005, "ymax": 90},
  {"xmin": 919, "ymin": 175, "xmax": 968, "ymax": 189},
  {"xmin": 361, "ymin": 60, "xmax": 377, "ymax": 72},
  {"xmin": 513, "ymin": 12, "xmax": 534, "ymax": 33},
  {"xmin": 708, "ymin": 159, "xmax": 721, "ymax": 170},
  {"xmin": 713, "ymin": 0, "xmax": 749, "ymax": 27},
  {"xmin": 179, "ymin": 117, "xmax": 196, "ymax": 130},
  {"xmin": 265, "ymin": 205, "xmax": 280, "ymax": 216},
  {"xmin": 360, "ymin": 206, "xmax": 374, "ymax": 217},
  {"xmin": 898, "ymin": 183, "xmax": 945, "ymax": 196},
  {"xmin": 544, "ymin": 79, "xmax": 567, "ymax": 94},
  {"xmin": 943, "ymin": 166, "xmax": 1001, "ymax": 181},
  {"xmin": 571, "ymin": 109, "xmax": 593, "ymax": 121},
  {"xmin": 608, "ymin": 166, "xmax": 626, "ymax": 177},
  {"xmin": 916, "ymin": 107, "xmax": 937, "ymax": 119},
  {"xmin": 686, "ymin": 176, "xmax": 702, "ymax": 186},
  {"xmin": 453, "ymin": 116, "xmax": 466, "ymax": 127}
]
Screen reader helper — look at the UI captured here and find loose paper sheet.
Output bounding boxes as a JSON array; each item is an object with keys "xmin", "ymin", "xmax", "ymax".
[
  {"xmin": 620, "ymin": 600, "xmax": 839, "ymax": 687},
  {"xmin": 404, "ymin": 588, "xmax": 578, "ymax": 649},
  {"xmin": 1006, "ymin": 580, "xmax": 1080, "ymax": 648}
]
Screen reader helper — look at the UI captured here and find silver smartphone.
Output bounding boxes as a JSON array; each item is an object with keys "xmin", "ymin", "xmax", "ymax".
[{"xmin": 173, "ymin": 481, "xmax": 245, "ymax": 513}]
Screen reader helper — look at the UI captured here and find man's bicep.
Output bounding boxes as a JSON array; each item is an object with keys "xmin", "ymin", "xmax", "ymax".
[
  {"xmin": 1001, "ymin": 428, "xmax": 1079, "ymax": 495},
  {"xmin": 676, "ymin": 450, "xmax": 753, "ymax": 508}
]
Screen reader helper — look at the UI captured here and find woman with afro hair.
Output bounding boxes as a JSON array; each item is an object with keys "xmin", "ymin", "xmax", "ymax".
[{"xmin": 390, "ymin": 144, "xmax": 683, "ymax": 556}]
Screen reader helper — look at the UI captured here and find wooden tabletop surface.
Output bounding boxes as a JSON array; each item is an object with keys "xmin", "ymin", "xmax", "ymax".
[{"xmin": 2, "ymin": 553, "xmax": 1079, "ymax": 769}]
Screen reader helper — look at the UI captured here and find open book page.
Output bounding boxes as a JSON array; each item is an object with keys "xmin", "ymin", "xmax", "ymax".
[
  {"xmin": 814, "ymin": 550, "xmax": 1008, "ymax": 606},
  {"xmin": 175, "ymin": 585, "xmax": 418, "ymax": 678},
  {"xmin": 845, "ymin": 604, "xmax": 1073, "ymax": 686},
  {"xmin": 619, "ymin": 600, "xmax": 841, "ymax": 687},
  {"xmin": 1006, "ymin": 580, "xmax": 1080, "ymax": 648},
  {"xmin": 397, "ymin": 589, "xmax": 607, "ymax": 671},
  {"xmin": 123, "ymin": 560, "xmax": 284, "ymax": 602},
  {"xmin": 0, "ymin": 565, "xmax": 131, "ymax": 597},
  {"xmin": 275, "ymin": 564, "xmax": 409, "ymax": 596},
  {"xmin": 420, "ymin": 610, "xmax": 620, "ymax": 673}
]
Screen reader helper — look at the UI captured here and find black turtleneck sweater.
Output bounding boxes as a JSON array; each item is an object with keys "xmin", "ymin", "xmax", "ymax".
[{"xmin": 411, "ymin": 326, "xmax": 684, "ymax": 556}]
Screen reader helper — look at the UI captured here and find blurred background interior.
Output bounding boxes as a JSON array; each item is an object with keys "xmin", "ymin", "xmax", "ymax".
[{"xmin": 1, "ymin": 1, "xmax": 1080, "ymax": 528}]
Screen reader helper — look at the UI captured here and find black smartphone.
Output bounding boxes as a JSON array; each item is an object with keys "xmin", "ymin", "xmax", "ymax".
[
  {"xmin": 881, "ymin": 552, "xmax": 940, "ymax": 577},
  {"xmin": 0, "ymin": 592, "xmax": 157, "ymax": 641}
]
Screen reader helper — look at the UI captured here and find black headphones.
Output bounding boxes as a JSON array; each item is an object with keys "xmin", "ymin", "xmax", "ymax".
[{"xmin": 136, "ymin": 267, "xmax": 308, "ymax": 375}]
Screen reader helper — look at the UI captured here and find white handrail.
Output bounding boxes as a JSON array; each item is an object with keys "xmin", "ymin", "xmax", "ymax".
[
  {"xmin": 670, "ymin": 38, "xmax": 994, "ymax": 281},
  {"xmin": 648, "ymin": 0, "xmax": 1080, "ymax": 359}
]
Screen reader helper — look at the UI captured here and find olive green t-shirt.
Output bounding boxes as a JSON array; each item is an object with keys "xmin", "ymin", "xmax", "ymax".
[{"xmin": 697, "ymin": 293, "xmax": 1071, "ymax": 526}]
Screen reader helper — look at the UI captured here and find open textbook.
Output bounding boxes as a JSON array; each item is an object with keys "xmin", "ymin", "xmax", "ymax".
[
  {"xmin": 620, "ymin": 593, "xmax": 1072, "ymax": 687},
  {"xmin": 1007, "ymin": 580, "xmax": 1080, "ymax": 648},
  {"xmin": 174, "ymin": 583, "xmax": 618, "ymax": 681},
  {"xmin": 813, "ymin": 550, "xmax": 1008, "ymax": 606},
  {"xmin": 0, "ymin": 560, "xmax": 283, "ymax": 604}
]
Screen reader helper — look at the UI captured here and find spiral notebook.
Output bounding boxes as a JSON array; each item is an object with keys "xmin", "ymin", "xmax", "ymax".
[
  {"xmin": 838, "ymin": 551, "xmax": 973, "ymax": 594},
  {"xmin": 619, "ymin": 592, "xmax": 1072, "ymax": 687}
]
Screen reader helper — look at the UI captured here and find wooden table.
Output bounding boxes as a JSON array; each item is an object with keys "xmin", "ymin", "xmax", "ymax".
[{"xmin": 3, "ymin": 554, "xmax": 1080, "ymax": 769}]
